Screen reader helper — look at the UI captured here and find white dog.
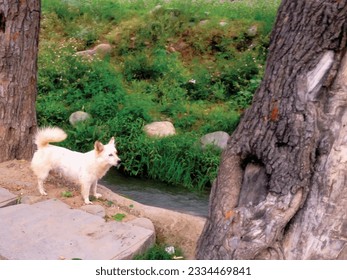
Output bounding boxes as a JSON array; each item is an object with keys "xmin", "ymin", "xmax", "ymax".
[{"xmin": 31, "ymin": 127, "xmax": 121, "ymax": 204}]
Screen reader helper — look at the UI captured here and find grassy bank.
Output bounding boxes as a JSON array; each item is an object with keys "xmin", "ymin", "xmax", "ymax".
[{"xmin": 37, "ymin": 0, "xmax": 280, "ymax": 191}]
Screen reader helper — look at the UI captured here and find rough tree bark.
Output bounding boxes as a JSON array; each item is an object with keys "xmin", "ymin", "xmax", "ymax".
[
  {"xmin": 0, "ymin": 0, "xmax": 40, "ymax": 162},
  {"xmin": 197, "ymin": 0, "xmax": 347, "ymax": 260}
]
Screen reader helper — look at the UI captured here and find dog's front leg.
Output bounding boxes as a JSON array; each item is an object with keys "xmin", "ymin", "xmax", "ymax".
[
  {"xmin": 91, "ymin": 181, "xmax": 102, "ymax": 199},
  {"xmin": 81, "ymin": 183, "xmax": 92, "ymax": 205}
]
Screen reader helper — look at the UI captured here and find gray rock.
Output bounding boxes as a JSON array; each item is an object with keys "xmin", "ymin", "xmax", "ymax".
[
  {"xmin": 144, "ymin": 121, "xmax": 176, "ymax": 138},
  {"xmin": 200, "ymin": 131, "xmax": 230, "ymax": 150},
  {"xmin": 20, "ymin": 195, "xmax": 42, "ymax": 205},
  {"xmin": 0, "ymin": 199, "xmax": 155, "ymax": 260},
  {"xmin": 80, "ymin": 204, "xmax": 106, "ymax": 218},
  {"xmin": 76, "ymin": 43, "xmax": 112, "ymax": 59},
  {"xmin": 69, "ymin": 111, "xmax": 91, "ymax": 126},
  {"xmin": 75, "ymin": 49, "xmax": 94, "ymax": 57},
  {"xmin": 0, "ymin": 187, "xmax": 17, "ymax": 208},
  {"xmin": 199, "ymin": 20, "xmax": 209, "ymax": 26},
  {"xmin": 247, "ymin": 25, "xmax": 258, "ymax": 37},
  {"xmin": 128, "ymin": 218, "xmax": 155, "ymax": 232},
  {"xmin": 150, "ymin": 5, "xmax": 162, "ymax": 13},
  {"xmin": 219, "ymin": 20, "xmax": 228, "ymax": 27}
]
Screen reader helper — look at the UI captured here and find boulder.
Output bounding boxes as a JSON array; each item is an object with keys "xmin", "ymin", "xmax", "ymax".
[
  {"xmin": 150, "ymin": 5, "xmax": 162, "ymax": 13},
  {"xmin": 94, "ymin": 43, "xmax": 112, "ymax": 57},
  {"xmin": 247, "ymin": 25, "xmax": 258, "ymax": 37},
  {"xmin": 75, "ymin": 49, "xmax": 94, "ymax": 58},
  {"xmin": 199, "ymin": 20, "xmax": 209, "ymax": 26},
  {"xmin": 144, "ymin": 121, "xmax": 176, "ymax": 138},
  {"xmin": 219, "ymin": 20, "xmax": 228, "ymax": 27},
  {"xmin": 200, "ymin": 131, "xmax": 230, "ymax": 150},
  {"xmin": 69, "ymin": 111, "xmax": 91, "ymax": 126},
  {"xmin": 76, "ymin": 43, "xmax": 112, "ymax": 59}
]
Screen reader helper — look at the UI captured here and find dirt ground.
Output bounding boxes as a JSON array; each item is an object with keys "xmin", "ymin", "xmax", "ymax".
[
  {"xmin": 0, "ymin": 159, "xmax": 205, "ymax": 259},
  {"xmin": 0, "ymin": 159, "xmax": 132, "ymax": 220}
]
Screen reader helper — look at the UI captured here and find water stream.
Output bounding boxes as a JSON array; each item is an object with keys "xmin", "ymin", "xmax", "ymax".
[{"xmin": 101, "ymin": 169, "xmax": 210, "ymax": 217}]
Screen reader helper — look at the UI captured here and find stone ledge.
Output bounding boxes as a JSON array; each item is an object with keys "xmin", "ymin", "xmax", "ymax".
[
  {"xmin": 0, "ymin": 198, "xmax": 155, "ymax": 260},
  {"xmin": 0, "ymin": 187, "xmax": 17, "ymax": 208}
]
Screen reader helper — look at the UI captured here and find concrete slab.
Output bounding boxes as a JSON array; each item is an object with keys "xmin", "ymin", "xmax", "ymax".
[
  {"xmin": 80, "ymin": 204, "xmax": 106, "ymax": 218},
  {"xmin": 0, "ymin": 199, "xmax": 155, "ymax": 260},
  {"xmin": 0, "ymin": 187, "xmax": 17, "ymax": 208}
]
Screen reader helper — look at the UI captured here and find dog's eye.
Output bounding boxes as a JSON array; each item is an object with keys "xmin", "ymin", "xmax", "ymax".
[{"xmin": 108, "ymin": 154, "xmax": 113, "ymax": 157}]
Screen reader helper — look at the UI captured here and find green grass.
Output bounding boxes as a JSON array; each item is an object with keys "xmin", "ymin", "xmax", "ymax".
[
  {"xmin": 37, "ymin": 0, "xmax": 281, "ymax": 191},
  {"xmin": 112, "ymin": 213, "xmax": 126, "ymax": 222},
  {"xmin": 134, "ymin": 244, "xmax": 183, "ymax": 260},
  {"xmin": 61, "ymin": 191, "xmax": 73, "ymax": 198}
]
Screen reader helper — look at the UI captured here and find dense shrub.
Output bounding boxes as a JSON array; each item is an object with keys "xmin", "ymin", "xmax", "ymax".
[
  {"xmin": 112, "ymin": 132, "xmax": 221, "ymax": 191},
  {"xmin": 37, "ymin": 43, "xmax": 126, "ymax": 127}
]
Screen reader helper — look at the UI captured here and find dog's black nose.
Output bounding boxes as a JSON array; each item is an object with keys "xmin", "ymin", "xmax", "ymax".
[{"xmin": 117, "ymin": 160, "xmax": 121, "ymax": 165}]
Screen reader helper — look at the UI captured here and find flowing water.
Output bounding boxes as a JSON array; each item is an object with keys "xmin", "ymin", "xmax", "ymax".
[{"xmin": 101, "ymin": 169, "xmax": 210, "ymax": 217}]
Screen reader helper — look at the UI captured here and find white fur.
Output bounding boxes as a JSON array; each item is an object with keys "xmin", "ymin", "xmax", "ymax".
[{"xmin": 31, "ymin": 127, "xmax": 121, "ymax": 204}]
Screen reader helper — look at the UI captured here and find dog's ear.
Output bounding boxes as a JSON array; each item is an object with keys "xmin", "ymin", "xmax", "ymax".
[
  {"xmin": 108, "ymin": 137, "xmax": 115, "ymax": 145},
  {"xmin": 94, "ymin": 141, "xmax": 104, "ymax": 153}
]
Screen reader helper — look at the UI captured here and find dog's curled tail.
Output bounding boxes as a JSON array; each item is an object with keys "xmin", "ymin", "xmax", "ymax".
[{"xmin": 35, "ymin": 127, "xmax": 67, "ymax": 149}]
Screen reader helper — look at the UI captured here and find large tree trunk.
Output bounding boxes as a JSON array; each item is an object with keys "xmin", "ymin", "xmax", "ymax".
[
  {"xmin": 197, "ymin": 0, "xmax": 347, "ymax": 260},
  {"xmin": 0, "ymin": 0, "xmax": 40, "ymax": 162}
]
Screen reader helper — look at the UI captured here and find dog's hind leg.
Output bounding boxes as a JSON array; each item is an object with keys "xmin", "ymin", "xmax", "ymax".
[
  {"xmin": 91, "ymin": 181, "xmax": 102, "ymax": 199},
  {"xmin": 38, "ymin": 179, "xmax": 48, "ymax": 196},
  {"xmin": 31, "ymin": 164, "xmax": 50, "ymax": 196}
]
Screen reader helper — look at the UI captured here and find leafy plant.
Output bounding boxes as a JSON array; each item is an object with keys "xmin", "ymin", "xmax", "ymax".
[
  {"xmin": 134, "ymin": 244, "xmax": 183, "ymax": 260},
  {"xmin": 106, "ymin": 200, "xmax": 114, "ymax": 207},
  {"xmin": 112, "ymin": 213, "xmax": 126, "ymax": 222},
  {"xmin": 61, "ymin": 191, "xmax": 73, "ymax": 198}
]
